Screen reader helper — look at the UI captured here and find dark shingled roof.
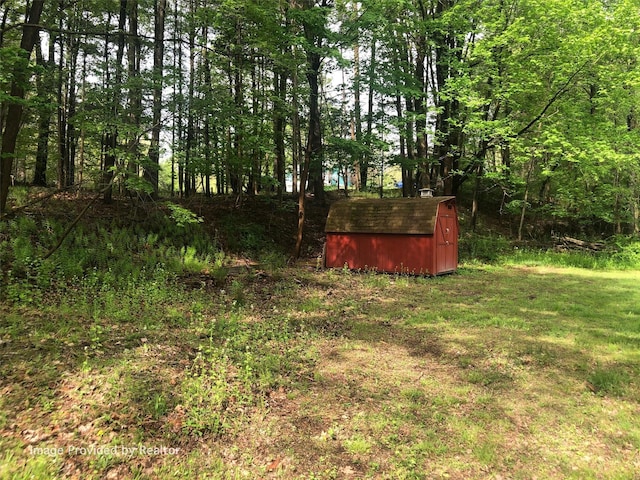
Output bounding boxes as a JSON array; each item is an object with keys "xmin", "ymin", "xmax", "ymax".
[{"xmin": 325, "ymin": 197, "xmax": 455, "ymax": 235}]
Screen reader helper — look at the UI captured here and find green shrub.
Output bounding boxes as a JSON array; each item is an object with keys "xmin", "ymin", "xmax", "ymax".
[{"xmin": 610, "ymin": 236, "xmax": 640, "ymax": 269}]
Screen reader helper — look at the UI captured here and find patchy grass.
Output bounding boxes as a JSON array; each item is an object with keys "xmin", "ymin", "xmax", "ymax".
[{"xmin": 1, "ymin": 264, "xmax": 639, "ymax": 479}]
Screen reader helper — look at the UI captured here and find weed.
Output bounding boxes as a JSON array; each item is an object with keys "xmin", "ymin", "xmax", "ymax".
[
  {"xmin": 0, "ymin": 449, "xmax": 59, "ymax": 480},
  {"xmin": 258, "ymin": 250, "xmax": 287, "ymax": 271},
  {"xmin": 465, "ymin": 367, "xmax": 513, "ymax": 388},
  {"xmin": 343, "ymin": 435, "xmax": 372, "ymax": 455},
  {"xmin": 229, "ymin": 279, "xmax": 246, "ymax": 307},
  {"xmin": 402, "ymin": 388, "xmax": 427, "ymax": 404},
  {"xmin": 473, "ymin": 439, "xmax": 497, "ymax": 465},
  {"xmin": 152, "ymin": 393, "xmax": 169, "ymax": 419},
  {"xmin": 180, "ymin": 346, "xmax": 249, "ymax": 437},
  {"xmin": 587, "ymin": 366, "xmax": 630, "ymax": 396}
]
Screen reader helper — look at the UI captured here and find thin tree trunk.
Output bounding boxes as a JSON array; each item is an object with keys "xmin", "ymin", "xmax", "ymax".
[
  {"xmin": 518, "ymin": 156, "xmax": 536, "ymax": 241},
  {"xmin": 292, "ymin": 68, "xmax": 301, "ymax": 195},
  {"xmin": 415, "ymin": 35, "xmax": 429, "ymax": 190},
  {"xmin": 185, "ymin": 3, "xmax": 196, "ymax": 197},
  {"xmin": 471, "ymin": 163, "xmax": 482, "ymax": 231},
  {"xmin": 306, "ymin": 53, "xmax": 324, "ymax": 204},
  {"xmin": 294, "ymin": 144, "xmax": 311, "ymax": 260},
  {"xmin": 78, "ymin": 40, "xmax": 87, "ymax": 189},
  {"xmin": 127, "ymin": 0, "xmax": 142, "ymax": 184},
  {"xmin": 56, "ymin": 1, "xmax": 67, "ymax": 189},
  {"xmin": 146, "ymin": 0, "xmax": 166, "ymax": 198},
  {"xmin": 274, "ymin": 69, "xmax": 286, "ymax": 199},
  {"xmin": 174, "ymin": 0, "xmax": 183, "ymax": 197},
  {"xmin": 363, "ymin": 38, "xmax": 376, "ymax": 190},
  {"xmin": 66, "ymin": 36, "xmax": 80, "ymax": 188},
  {"xmin": 33, "ymin": 37, "xmax": 53, "ymax": 187},
  {"xmin": 352, "ymin": 24, "xmax": 362, "ymax": 191},
  {"xmin": 202, "ymin": 23, "xmax": 212, "ymax": 197},
  {"xmin": 399, "ymin": 31, "xmax": 416, "ymax": 197},
  {"xmin": 103, "ymin": 2, "xmax": 127, "ymax": 203},
  {"xmin": 249, "ymin": 57, "xmax": 259, "ymax": 195}
]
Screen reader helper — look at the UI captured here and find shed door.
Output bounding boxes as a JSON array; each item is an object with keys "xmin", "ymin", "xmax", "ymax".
[{"xmin": 436, "ymin": 211, "xmax": 457, "ymax": 273}]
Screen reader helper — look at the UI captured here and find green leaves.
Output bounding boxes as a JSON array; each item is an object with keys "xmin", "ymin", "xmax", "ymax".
[{"xmin": 165, "ymin": 202, "xmax": 204, "ymax": 228}]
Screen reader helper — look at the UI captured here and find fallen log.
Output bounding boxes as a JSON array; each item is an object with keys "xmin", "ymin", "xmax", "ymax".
[{"xmin": 558, "ymin": 236, "xmax": 606, "ymax": 251}]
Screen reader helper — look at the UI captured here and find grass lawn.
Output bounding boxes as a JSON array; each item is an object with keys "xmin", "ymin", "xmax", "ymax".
[{"xmin": 1, "ymin": 264, "xmax": 639, "ymax": 479}]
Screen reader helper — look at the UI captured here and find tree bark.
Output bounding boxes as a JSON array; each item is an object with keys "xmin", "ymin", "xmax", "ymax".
[
  {"xmin": 306, "ymin": 50, "xmax": 324, "ymax": 204},
  {"xmin": 273, "ymin": 69, "xmax": 287, "ymax": 199},
  {"xmin": 126, "ymin": 0, "xmax": 142, "ymax": 185},
  {"xmin": 352, "ymin": 23, "xmax": 363, "ymax": 191},
  {"xmin": 146, "ymin": 0, "xmax": 166, "ymax": 198},
  {"xmin": 33, "ymin": 37, "xmax": 53, "ymax": 187},
  {"xmin": 0, "ymin": 0, "xmax": 44, "ymax": 214},
  {"xmin": 184, "ymin": 3, "xmax": 196, "ymax": 197},
  {"xmin": 291, "ymin": 67, "xmax": 301, "ymax": 195},
  {"xmin": 102, "ymin": 2, "xmax": 127, "ymax": 203}
]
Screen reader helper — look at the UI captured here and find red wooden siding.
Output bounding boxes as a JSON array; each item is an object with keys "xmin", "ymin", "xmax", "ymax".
[
  {"xmin": 324, "ymin": 197, "xmax": 458, "ymax": 275},
  {"xmin": 435, "ymin": 203, "xmax": 458, "ymax": 274}
]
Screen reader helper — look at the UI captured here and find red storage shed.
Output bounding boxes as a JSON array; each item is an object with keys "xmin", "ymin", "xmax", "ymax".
[{"xmin": 324, "ymin": 197, "xmax": 458, "ymax": 275}]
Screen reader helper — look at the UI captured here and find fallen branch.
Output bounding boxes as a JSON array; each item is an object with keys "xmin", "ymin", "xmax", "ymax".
[
  {"xmin": 556, "ymin": 236, "xmax": 606, "ymax": 252},
  {"xmin": 0, "ymin": 184, "xmax": 82, "ymax": 220}
]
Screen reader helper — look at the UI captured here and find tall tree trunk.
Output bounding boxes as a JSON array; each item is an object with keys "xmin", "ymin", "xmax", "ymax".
[
  {"xmin": 295, "ymin": 0, "xmax": 329, "ymax": 258},
  {"xmin": 230, "ymin": 15, "xmax": 244, "ymax": 196},
  {"xmin": 0, "ymin": 6, "xmax": 8, "ymax": 139},
  {"xmin": 431, "ymin": 0, "xmax": 464, "ymax": 196},
  {"xmin": 174, "ymin": 0, "xmax": 183, "ymax": 197},
  {"xmin": 78, "ymin": 40, "xmax": 88, "ymax": 188},
  {"xmin": 414, "ymin": 34, "xmax": 429, "ymax": 190},
  {"xmin": 274, "ymin": 69, "xmax": 286, "ymax": 199},
  {"xmin": 184, "ymin": 3, "xmax": 196, "ymax": 197},
  {"xmin": 146, "ymin": 0, "xmax": 166, "ymax": 198},
  {"xmin": 306, "ymin": 50, "xmax": 324, "ymax": 204},
  {"xmin": 33, "ymin": 37, "xmax": 54, "ymax": 187},
  {"xmin": 102, "ymin": 2, "xmax": 127, "ymax": 203},
  {"xmin": 127, "ymin": 0, "xmax": 142, "ymax": 183},
  {"xmin": 56, "ymin": 1, "xmax": 67, "ymax": 189},
  {"xmin": 202, "ymin": 23, "xmax": 212, "ymax": 197},
  {"xmin": 352, "ymin": 23, "xmax": 362, "ymax": 191},
  {"xmin": 65, "ymin": 36, "xmax": 80, "ymax": 188},
  {"xmin": 301, "ymin": 0, "xmax": 327, "ymax": 205},
  {"xmin": 249, "ymin": 57, "xmax": 260, "ymax": 195},
  {"xmin": 518, "ymin": 155, "xmax": 536, "ymax": 241},
  {"xmin": 363, "ymin": 37, "xmax": 376, "ymax": 191},
  {"xmin": 390, "ymin": 29, "xmax": 410, "ymax": 197},
  {"xmin": 0, "ymin": 0, "xmax": 44, "ymax": 214},
  {"xmin": 291, "ymin": 67, "xmax": 301, "ymax": 195}
]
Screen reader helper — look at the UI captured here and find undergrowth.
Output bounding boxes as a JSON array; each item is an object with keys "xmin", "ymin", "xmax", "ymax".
[
  {"xmin": 180, "ymin": 310, "xmax": 316, "ymax": 437},
  {"xmin": 1, "ymin": 194, "xmax": 639, "ymax": 479},
  {"xmin": 460, "ymin": 232, "xmax": 640, "ymax": 270},
  {"xmin": 0, "ymin": 207, "xmax": 225, "ymax": 304}
]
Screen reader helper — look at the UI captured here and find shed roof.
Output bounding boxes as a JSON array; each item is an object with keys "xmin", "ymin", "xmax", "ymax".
[{"xmin": 325, "ymin": 197, "xmax": 455, "ymax": 235}]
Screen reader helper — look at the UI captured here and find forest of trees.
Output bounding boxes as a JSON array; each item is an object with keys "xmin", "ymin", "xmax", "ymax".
[{"xmin": 1, "ymin": 0, "xmax": 639, "ymax": 235}]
